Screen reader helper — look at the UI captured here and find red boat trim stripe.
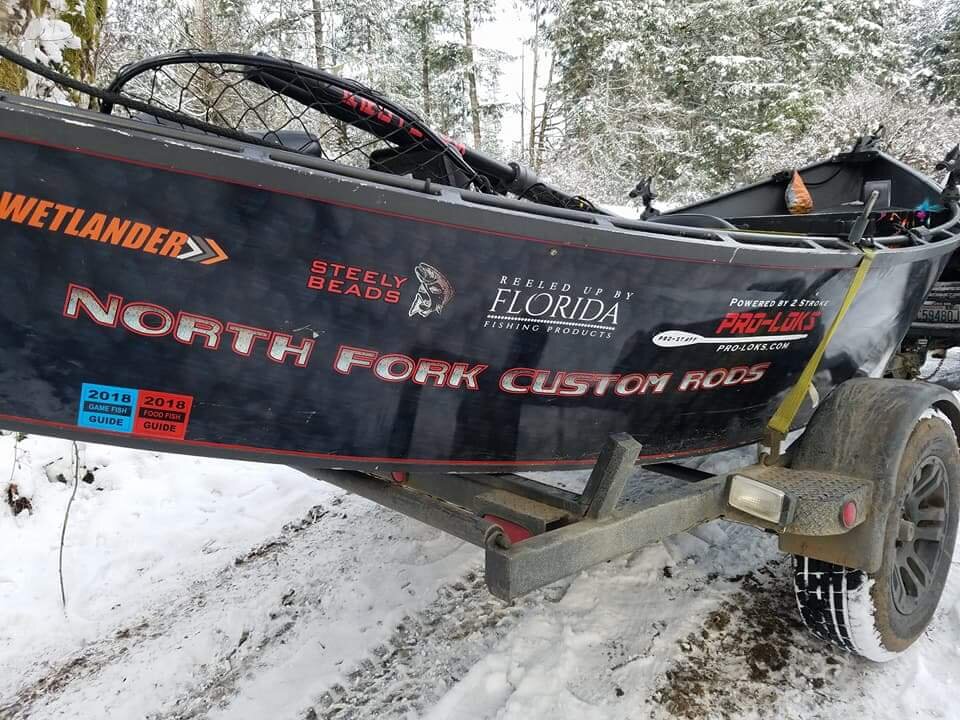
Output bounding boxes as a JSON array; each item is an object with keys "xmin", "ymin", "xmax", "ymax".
[
  {"xmin": 0, "ymin": 130, "xmax": 858, "ymax": 272},
  {"xmin": 0, "ymin": 412, "xmax": 733, "ymax": 466}
]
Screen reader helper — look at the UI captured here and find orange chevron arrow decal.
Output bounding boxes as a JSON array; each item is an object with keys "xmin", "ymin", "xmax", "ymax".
[{"xmin": 200, "ymin": 237, "xmax": 229, "ymax": 265}]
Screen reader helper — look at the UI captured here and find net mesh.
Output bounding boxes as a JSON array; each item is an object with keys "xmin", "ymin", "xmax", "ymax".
[{"xmin": 107, "ymin": 53, "xmax": 477, "ymax": 189}]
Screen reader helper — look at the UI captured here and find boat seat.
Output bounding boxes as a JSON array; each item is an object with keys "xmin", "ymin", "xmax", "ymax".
[
  {"xmin": 729, "ymin": 209, "xmax": 892, "ymax": 236},
  {"xmin": 260, "ymin": 130, "xmax": 324, "ymax": 157},
  {"xmin": 369, "ymin": 146, "xmax": 472, "ymax": 189}
]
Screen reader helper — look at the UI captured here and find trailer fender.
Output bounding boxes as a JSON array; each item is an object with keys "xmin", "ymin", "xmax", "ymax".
[{"xmin": 780, "ymin": 377, "xmax": 960, "ymax": 572}]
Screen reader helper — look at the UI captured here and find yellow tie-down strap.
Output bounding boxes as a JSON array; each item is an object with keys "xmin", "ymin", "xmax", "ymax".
[{"xmin": 763, "ymin": 248, "xmax": 877, "ymax": 460}]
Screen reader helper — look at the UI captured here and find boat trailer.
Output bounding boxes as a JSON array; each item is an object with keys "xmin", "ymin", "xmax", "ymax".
[
  {"xmin": 301, "ymin": 431, "xmax": 868, "ymax": 600},
  {"xmin": 299, "ymin": 377, "xmax": 950, "ymax": 602}
]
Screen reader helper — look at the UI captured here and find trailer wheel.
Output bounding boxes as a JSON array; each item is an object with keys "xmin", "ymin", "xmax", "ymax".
[{"xmin": 792, "ymin": 416, "xmax": 959, "ymax": 661}]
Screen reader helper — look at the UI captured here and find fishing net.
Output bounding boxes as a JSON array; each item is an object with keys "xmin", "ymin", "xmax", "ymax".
[
  {"xmin": 0, "ymin": 44, "xmax": 604, "ymax": 213},
  {"xmin": 105, "ymin": 52, "xmax": 478, "ymax": 190}
]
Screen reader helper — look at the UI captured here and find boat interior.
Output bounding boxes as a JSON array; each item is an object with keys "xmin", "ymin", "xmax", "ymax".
[
  {"xmin": 661, "ymin": 152, "xmax": 952, "ymax": 239},
  {"xmin": 63, "ymin": 50, "xmax": 960, "ymax": 247}
]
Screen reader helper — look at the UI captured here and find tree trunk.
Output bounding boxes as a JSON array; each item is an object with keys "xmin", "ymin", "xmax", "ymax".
[
  {"xmin": 0, "ymin": 1, "xmax": 29, "ymax": 92},
  {"xmin": 461, "ymin": 0, "xmax": 481, "ymax": 148},
  {"xmin": 192, "ymin": 0, "xmax": 222, "ymax": 119},
  {"xmin": 194, "ymin": 0, "xmax": 212, "ymax": 47},
  {"xmin": 527, "ymin": 0, "xmax": 540, "ymax": 165},
  {"xmin": 312, "ymin": 0, "xmax": 324, "ymax": 68},
  {"xmin": 519, "ymin": 46, "xmax": 525, "ymax": 157},
  {"xmin": 534, "ymin": 52, "xmax": 555, "ymax": 172},
  {"xmin": 420, "ymin": 21, "xmax": 431, "ymax": 121}
]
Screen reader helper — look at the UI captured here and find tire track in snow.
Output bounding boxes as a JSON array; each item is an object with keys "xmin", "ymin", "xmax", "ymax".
[
  {"xmin": 15, "ymin": 487, "xmax": 956, "ymax": 720},
  {"xmin": 306, "ymin": 570, "xmax": 561, "ymax": 720},
  {"xmin": 3, "ymin": 494, "xmax": 484, "ymax": 720},
  {"xmin": 153, "ymin": 551, "xmax": 488, "ymax": 720},
  {"xmin": 1, "ymin": 503, "xmax": 334, "ymax": 719},
  {"xmin": 303, "ymin": 523, "xmax": 782, "ymax": 720}
]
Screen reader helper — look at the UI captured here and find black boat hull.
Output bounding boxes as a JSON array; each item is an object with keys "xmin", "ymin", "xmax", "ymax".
[{"xmin": 0, "ymin": 97, "xmax": 955, "ymax": 470}]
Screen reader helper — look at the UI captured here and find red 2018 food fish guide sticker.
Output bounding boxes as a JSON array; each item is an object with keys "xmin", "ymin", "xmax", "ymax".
[{"xmin": 133, "ymin": 390, "xmax": 194, "ymax": 439}]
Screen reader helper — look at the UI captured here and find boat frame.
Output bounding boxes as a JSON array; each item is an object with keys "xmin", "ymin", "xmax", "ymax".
[{"xmin": 1, "ymin": 88, "xmax": 960, "ymax": 472}]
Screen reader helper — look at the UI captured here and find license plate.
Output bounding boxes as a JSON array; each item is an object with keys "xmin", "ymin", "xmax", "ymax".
[{"xmin": 917, "ymin": 304, "xmax": 960, "ymax": 323}]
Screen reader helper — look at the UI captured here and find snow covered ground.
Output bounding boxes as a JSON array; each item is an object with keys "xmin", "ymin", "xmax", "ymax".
[{"xmin": 3, "ymin": 355, "xmax": 960, "ymax": 719}]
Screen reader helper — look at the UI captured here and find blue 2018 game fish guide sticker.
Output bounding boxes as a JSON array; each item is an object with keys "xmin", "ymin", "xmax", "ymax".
[{"xmin": 78, "ymin": 383, "xmax": 139, "ymax": 433}]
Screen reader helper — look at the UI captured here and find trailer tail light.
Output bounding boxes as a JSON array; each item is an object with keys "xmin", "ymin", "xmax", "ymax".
[
  {"xmin": 841, "ymin": 501, "xmax": 858, "ymax": 529},
  {"xmin": 728, "ymin": 475, "xmax": 788, "ymax": 525}
]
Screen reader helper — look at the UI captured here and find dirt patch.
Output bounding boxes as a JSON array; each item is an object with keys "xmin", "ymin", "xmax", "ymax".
[
  {"xmin": 704, "ymin": 609, "xmax": 729, "ymax": 633},
  {"xmin": 5, "ymin": 483, "xmax": 32, "ymax": 515},
  {"xmin": 234, "ymin": 504, "xmax": 328, "ymax": 565},
  {"xmin": 651, "ymin": 559, "xmax": 849, "ymax": 719}
]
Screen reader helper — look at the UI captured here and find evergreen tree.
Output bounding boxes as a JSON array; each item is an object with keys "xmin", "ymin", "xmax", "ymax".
[
  {"xmin": 183, "ymin": 0, "xmax": 254, "ymax": 52},
  {"xmin": 747, "ymin": 75, "xmax": 960, "ymax": 181},
  {"xmin": 520, "ymin": 0, "xmax": 560, "ymax": 169},
  {"xmin": 548, "ymin": 0, "xmax": 909, "ymax": 203},
  {"xmin": 391, "ymin": 0, "xmax": 507, "ymax": 151},
  {"xmin": 397, "ymin": 0, "xmax": 454, "ymax": 121},
  {"xmin": 60, "ymin": 0, "xmax": 108, "ymax": 86},
  {"xmin": 97, "ymin": 0, "xmax": 180, "ymax": 78},
  {"xmin": 657, "ymin": 0, "xmax": 906, "ymax": 189},
  {"xmin": 547, "ymin": 0, "xmax": 683, "ymax": 199},
  {"xmin": 0, "ymin": 0, "xmax": 91, "ymax": 101},
  {"xmin": 927, "ymin": 6, "xmax": 960, "ymax": 104}
]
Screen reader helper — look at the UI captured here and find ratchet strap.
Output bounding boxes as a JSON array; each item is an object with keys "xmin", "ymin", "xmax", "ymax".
[{"xmin": 762, "ymin": 248, "xmax": 877, "ymax": 461}]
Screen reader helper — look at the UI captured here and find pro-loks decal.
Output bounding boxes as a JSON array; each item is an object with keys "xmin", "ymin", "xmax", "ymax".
[
  {"xmin": 0, "ymin": 190, "xmax": 228, "ymax": 264},
  {"xmin": 78, "ymin": 383, "xmax": 194, "ymax": 439},
  {"xmin": 654, "ymin": 295, "xmax": 832, "ymax": 353}
]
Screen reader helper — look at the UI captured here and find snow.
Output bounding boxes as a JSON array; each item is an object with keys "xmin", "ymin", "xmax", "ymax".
[
  {"xmin": 845, "ymin": 577, "xmax": 899, "ymax": 663},
  {"xmin": 0, "ymin": 434, "xmax": 331, "ymax": 680},
  {"xmin": 3, "ymin": 367, "xmax": 960, "ymax": 720},
  {"xmin": 19, "ymin": 17, "xmax": 79, "ymax": 67}
]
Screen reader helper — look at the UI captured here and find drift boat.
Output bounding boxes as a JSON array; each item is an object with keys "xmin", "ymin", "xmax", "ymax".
[{"xmin": 0, "ymin": 48, "xmax": 959, "ymax": 471}]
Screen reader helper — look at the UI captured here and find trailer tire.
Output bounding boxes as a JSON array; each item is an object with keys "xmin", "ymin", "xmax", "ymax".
[{"xmin": 793, "ymin": 416, "xmax": 959, "ymax": 661}]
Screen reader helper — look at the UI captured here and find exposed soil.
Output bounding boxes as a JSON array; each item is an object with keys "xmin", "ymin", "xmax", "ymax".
[
  {"xmin": 4, "ymin": 483, "xmax": 31, "ymax": 516},
  {"xmin": 650, "ymin": 559, "xmax": 851, "ymax": 720}
]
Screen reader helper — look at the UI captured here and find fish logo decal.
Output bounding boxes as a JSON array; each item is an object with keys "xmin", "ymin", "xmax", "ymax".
[{"xmin": 409, "ymin": 262, "xmax": 454, "ymax": 318}]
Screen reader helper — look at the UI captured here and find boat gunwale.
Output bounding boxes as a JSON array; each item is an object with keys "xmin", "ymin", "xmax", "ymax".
[{"xmin": 2, "ymin": 92, "xmax": 959, "ymax": 271}]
